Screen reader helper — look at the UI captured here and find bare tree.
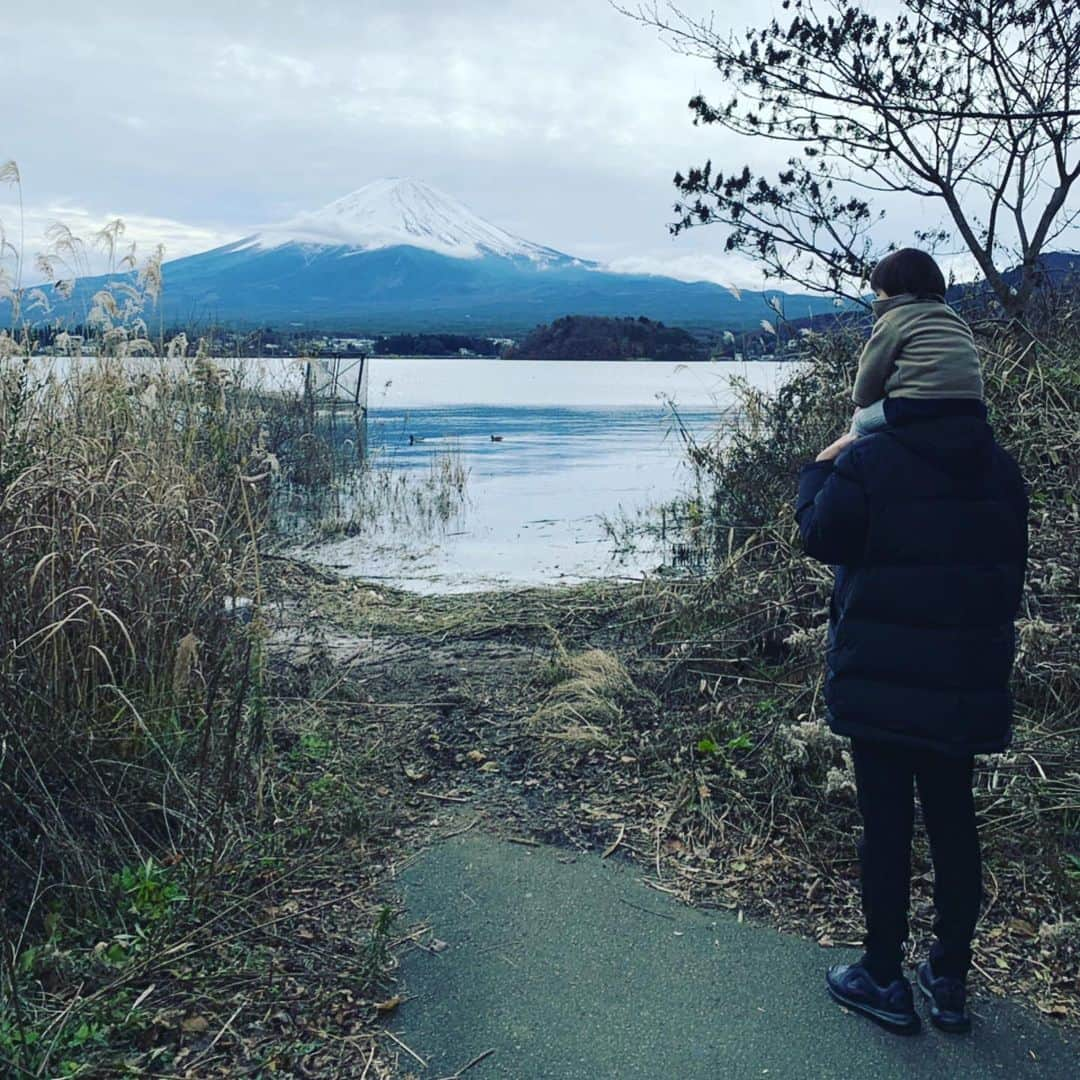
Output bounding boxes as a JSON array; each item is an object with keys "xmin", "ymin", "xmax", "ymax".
[{"xmin": 617, "ymin": 0, "xmax": 1080, "ymax": 318}]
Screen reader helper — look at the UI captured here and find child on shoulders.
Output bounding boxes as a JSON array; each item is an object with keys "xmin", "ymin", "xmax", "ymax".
[{"xmin": 851, "ymin": 248, "xmax": 984, "ymax": 437}]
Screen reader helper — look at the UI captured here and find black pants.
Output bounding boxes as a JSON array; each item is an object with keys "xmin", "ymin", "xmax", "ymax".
[{"xmin": 851, "ymin": 739, "xmax": 982, "ymax": 983}]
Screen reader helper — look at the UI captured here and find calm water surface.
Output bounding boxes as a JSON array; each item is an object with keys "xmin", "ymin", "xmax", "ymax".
[{"xmin": 287, "ymin": 358, "xmax": 794, "ymax": 593}]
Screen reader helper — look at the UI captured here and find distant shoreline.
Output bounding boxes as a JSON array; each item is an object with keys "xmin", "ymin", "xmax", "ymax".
[{"xmin": 372, "ymin": 355, "xmax": 790, "ymax": 362}]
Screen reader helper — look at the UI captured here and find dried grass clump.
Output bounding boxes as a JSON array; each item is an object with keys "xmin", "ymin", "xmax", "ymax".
[
  {"xmin": 782, "ymin": 621, "xmax": 828, "ymax": 658},
  {"xmin": 529, "ymin": 636, "xmax": 651, "ymax": 750},
  {"xmin": 0, "ymin": 349, "xmax": 290, "ymax": 929},
  {"xmin": 768, "ymin": 718, "xmax": 854, "ymax": 800}
]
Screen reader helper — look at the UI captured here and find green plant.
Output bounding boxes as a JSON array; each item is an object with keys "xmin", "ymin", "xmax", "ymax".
[
  {"xmin": 360, "ymin": 905, "xmax": 396, "ymax": 986},
  {"xmin": 0, "ymin": 981, "xmax": 146, "ymax": 1075},
  {"xmin": 697, "ymin": 731, "xmax": 752, "ymax": 759},
  {"xmin": 299, "ymin": 732, "xmax": 334, "ymax": 761},
  {"xmin": 113, "ymin": 858, "xmax": 186, "ymax": 923}
]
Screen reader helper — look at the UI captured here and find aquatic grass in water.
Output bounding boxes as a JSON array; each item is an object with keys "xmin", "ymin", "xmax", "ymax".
[{"xmin": 273, "ymin": 422, "xmax": 471, "ymax": 545}]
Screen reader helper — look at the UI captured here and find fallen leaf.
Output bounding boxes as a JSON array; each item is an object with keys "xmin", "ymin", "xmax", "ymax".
[
  {"xmin": 466, "ymin": 749, "xmax": 487, "ymax": 764},
  {"xmin": 181, "ymin": 1015, "xmax": 209, "ymax": 1034},
  {"xmin": 1008, "ymin": 918, "xmax": 1037, "ymax": 937},
  {"xmin": 1036, "ymin": 1002, "xmax": 1069, "ymax": 1017},
  {"xmin": 374, "ymin": 995, "xmax": 402, "ymax": 1013}
]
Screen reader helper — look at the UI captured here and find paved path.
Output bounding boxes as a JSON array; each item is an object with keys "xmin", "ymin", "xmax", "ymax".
[{"xmin": 394, "ymin": 829, "xmax": 1076, "ymax": 1079}]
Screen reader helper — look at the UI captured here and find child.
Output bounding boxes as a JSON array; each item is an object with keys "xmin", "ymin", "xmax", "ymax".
[{"xmin": 850, "ymin": 249, "xmax": 984, "ymax": 437}]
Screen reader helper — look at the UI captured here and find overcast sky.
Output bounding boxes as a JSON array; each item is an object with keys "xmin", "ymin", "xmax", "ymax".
[{"xmin": 2, "ymin": 1, "xmax": 1069, "ymax": 290}]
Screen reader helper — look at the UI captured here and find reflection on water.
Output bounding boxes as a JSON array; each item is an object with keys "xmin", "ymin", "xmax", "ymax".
[{"xmin": 280, "ymin": 358, "xmax": 793, "ymax": 593}]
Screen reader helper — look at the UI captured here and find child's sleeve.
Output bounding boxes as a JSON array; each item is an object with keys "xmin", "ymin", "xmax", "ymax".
[{"xmin": 852, "ymin": 316, "xmax": 903, "ymax": 407}]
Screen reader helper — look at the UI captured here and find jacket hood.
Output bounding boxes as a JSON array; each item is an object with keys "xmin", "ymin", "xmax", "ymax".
[{"xmin": 882, "ymin": 415, "xmax": 995, "ymax": 487}]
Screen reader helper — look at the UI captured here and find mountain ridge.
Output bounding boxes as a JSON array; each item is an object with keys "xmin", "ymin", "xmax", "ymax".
[{"xmin": 17, "ymin": 179, "xmax": 853, "ymax": 333}]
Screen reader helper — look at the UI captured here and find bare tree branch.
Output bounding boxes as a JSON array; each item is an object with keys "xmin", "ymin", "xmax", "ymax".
[{"xmin": 617, "ymin": 0, "xmax": 1080, "ymax": 317}]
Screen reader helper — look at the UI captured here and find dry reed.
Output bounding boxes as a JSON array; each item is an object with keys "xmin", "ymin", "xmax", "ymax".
[{"xmin": 0, "ymin": 350, "xmax": 281, "ymax": 922}]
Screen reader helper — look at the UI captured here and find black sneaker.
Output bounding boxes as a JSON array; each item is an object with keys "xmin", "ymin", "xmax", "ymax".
[
  {"xmin": 917, "ymin": 959, "xmax": 971, "ymax": 1033},
  {"xmin": 826, "ymin": 962, "xmax": 921, "ymax": 1035}
]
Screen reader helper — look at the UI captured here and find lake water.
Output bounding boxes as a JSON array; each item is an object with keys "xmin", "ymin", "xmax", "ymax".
[{"xmin": 285, "ymin": 358, "xmax": 794, "ymax": 594}]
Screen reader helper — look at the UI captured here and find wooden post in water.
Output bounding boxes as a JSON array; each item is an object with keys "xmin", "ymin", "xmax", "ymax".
[{"xmin": 353, "ymin": 354, "xmax": 369, "ymax": 461}]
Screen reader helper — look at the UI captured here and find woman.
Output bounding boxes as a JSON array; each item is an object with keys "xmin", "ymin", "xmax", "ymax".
[{"xmin": 796, "ymin": 394, "xmax": 1028, "ymax": 1035}]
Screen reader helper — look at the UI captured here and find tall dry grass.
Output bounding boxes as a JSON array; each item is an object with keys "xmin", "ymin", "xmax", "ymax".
[
  {"xmin": 0, "ymin": 156, "xmax": 314, "ymax": 930},
  {"xmin": 0, "ymin": 167, "xmax": 422, "ymax": 1074},
  {"xmin": 0, "ymin": 348, "xmax": 286, "ymax": 932}
]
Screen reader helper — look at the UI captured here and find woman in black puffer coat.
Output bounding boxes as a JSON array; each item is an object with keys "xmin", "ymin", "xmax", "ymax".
[{"xmin": 796, "ymin": 397, "xmax": 1028, "ymax": 1033}]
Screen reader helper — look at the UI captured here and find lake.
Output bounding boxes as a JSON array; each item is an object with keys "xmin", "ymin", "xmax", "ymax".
[{"xmin": 284, "ymin": 358, "xmax": 794, "ymax": 594}]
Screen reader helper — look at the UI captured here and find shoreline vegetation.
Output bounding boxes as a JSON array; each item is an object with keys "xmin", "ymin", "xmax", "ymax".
[
  {"xmin": 25, "ymin": 314, "xmax": 807, "ymax": 363},
  {"xmin": 0, "ymin": 180, "xmax": 1076, "ymax": 1075}
]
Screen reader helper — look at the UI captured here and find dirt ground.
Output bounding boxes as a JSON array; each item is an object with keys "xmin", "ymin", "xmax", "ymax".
[{"xmin": 238, "ymin": 555, "xmax": 1077, "ymax": 1077}]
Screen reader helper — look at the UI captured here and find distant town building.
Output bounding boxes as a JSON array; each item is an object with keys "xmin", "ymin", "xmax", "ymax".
[{"xmin": 329, "ymin": 337, "xmax": 375, "ymax": 352}]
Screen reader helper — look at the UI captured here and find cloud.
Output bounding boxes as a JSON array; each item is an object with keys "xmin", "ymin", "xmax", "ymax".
[
  {"xmin": 214, "ymin": 43, "xmax": 324, "ymax": 90},
  {"xmin": 9, "ymin": 0, "xmax": 1066, "ymax": 294},
  {"xmin": 602, "ymin": 252, "xmax": 770, "ymax": 291},
  {"xmin": 3, "ymin": 1, "xmax": 736, "ymax": 264},
  {"xmin": 0, "ymin": 200, "xmax": 234, "ymax": 283}
]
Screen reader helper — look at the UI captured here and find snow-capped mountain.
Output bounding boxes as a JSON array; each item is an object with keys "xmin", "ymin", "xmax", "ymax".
[
  {"xmin": 250, "ymin": 178, "xmax": 572, "ymax": 263},
  {"xmin": 37, "ymin": 179, "xmax": 843, "ymax": 333}
]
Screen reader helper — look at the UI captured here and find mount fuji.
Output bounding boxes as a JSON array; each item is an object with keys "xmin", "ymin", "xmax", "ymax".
[
  {"xmin": 251, "ymin": 177, "xmax": 570, "ymax": 263},
  {"xmin": 46, "ymin": 179, "xmax": 843, "ymax": 333}
]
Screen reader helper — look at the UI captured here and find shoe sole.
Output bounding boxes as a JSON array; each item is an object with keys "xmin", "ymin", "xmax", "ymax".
[
  {"xmin": 916, "ymin": 967, "xmax": 972, "ymax": 1033},
  {"xmin": 827, "ymin": 981, "xmax": 922, "ymax": 1035}
]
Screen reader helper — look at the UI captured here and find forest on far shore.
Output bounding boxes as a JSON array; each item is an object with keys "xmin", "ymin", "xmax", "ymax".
[{"xmin": 510, "ymin": 315, "xmax": 709, "ymax": 362}]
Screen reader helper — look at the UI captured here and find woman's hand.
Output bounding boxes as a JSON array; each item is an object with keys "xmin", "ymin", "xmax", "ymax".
[{"xmin": 816, "ymin": 433, "xmax": 857, "ymax": 463}]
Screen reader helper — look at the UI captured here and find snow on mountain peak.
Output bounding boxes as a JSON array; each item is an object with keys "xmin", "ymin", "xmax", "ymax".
[{"xmin": 255, "ymin": 178, "xmax": 562, "ymax": 261}]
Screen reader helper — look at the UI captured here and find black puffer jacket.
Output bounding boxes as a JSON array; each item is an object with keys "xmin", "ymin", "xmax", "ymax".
[{"xmin": 796, "ymin": 403, "xmax": 1028, "ymax": 755}]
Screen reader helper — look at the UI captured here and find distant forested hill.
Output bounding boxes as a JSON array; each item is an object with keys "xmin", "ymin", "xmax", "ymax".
[
  {"xmin": 510, "ymin": 315, "xmax": 708, "ymax": 361},
  {"xmin": 373, "ymin": 333, "xmax": 499, "ymax": 356}
]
